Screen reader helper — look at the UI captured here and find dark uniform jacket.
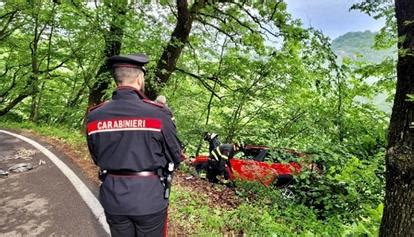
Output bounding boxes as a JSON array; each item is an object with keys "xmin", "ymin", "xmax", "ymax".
[
  {"xmin": 86, "ymin": 87, "xmax": 182, "ymax": 216},
  {"xmin": 218, "ymin": 144, "xmax": 238, "ymax": 159}
]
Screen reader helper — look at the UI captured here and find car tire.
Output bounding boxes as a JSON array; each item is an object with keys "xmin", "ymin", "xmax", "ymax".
[{"xmin": 273, "ymin": 174, "xmax": 294, "ymax": 187}]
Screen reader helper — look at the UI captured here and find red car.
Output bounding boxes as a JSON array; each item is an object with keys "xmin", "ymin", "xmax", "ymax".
[{"xmin": 191, "ymin": 142, "xmax": 312, "ymax": 186}]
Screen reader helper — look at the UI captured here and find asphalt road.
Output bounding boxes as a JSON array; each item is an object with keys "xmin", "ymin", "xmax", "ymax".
[{"xmin": 0, "ymin": 131, "xmax": 109, "ymax": 237}]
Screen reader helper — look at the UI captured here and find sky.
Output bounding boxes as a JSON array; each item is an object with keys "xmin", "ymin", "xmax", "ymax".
[{"xmin": 285, "ymin": 0, "xmax": 386, "ymax": 39}]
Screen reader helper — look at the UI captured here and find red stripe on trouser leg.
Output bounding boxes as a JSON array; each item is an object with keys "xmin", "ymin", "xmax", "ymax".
[{"xmin": 164, "ymin": 209, "xmax": 168, "ymax": 237}]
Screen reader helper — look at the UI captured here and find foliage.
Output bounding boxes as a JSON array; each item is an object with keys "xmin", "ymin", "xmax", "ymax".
[
  {"xmin": 293, "ymin": 147, "xmax": 385, "ymax": 219},
  {"xmin": 0, "ymin": 0, "xmax": 398, "ymax": 235}
]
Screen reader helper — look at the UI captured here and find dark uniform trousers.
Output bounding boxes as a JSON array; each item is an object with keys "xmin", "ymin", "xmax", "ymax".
[
  {"xmin": 105, "ymin": 207, "xmax": 168, "ymax": 237},
  {"xmin": 207, "ymin": 144, "xmax": 236, "ymax": 183},
  {"xmin": 86, "ymin": 87, "xmax": 182, "ymax": 237}
]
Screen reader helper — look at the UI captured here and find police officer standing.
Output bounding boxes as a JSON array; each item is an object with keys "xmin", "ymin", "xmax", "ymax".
[{"xmin": 86, "ymin": 53, "xmax": 182, "ymax": 236}]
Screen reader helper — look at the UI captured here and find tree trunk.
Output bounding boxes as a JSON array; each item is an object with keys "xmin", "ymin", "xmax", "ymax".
[
  {"xmin": 28, "ymin": 7, "xmax": 40, "ymax": 121},
  {"xmin": 29, "ymin": 94, "xmax": 38, "ymax": 121},
  {"xmin": 87, "ymin": 1, "xmax": 127, "ymax": 107},
  {"xmin": 0, "ymin": 94, "xmax": 30, "ymax": 116},
  {"xmin": 379, "ymin": 0, "xmax": 414, "ymax": 236},
  {"xmin": 148, "ymin": 0, "xmax": 206, "ymax": 99},
  {"xmin": 30, "ymin": 81, "xmax": 45, "ymax": 122}
]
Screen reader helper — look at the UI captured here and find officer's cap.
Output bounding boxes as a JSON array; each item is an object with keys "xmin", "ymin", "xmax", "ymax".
[{"xmin": 107, "ymin": 53, "xmax": 149, "ymax": 74}]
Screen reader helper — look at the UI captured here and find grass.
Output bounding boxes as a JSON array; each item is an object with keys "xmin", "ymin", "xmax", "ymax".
[
  {"xmin": 169, "ymin": 185, "xmax": 228, "ymax": 235},
  {"xmin": 0, "ymin": 120, "xmax": 86, "ymax": 148}
]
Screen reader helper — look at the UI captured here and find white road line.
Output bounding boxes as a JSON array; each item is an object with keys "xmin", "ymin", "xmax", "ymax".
[{"xmin": 0, "ymin": 130, "xmax": 110, "ymax": 235}]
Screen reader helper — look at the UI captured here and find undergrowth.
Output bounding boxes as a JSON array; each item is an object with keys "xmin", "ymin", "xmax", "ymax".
[
  {"xmin": 0, "ymin": 120, "xmax": 85, "ymax": 147},
  {"xmin": 0, "ymin": 121, "xmax": 384, "ymax": 236}
]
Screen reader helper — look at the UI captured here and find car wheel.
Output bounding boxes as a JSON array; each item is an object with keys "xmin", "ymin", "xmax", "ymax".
[
  {"xmin": 280, "ymin": 188, "xmax": 295, "ymax": 200},
  {"xmin": 273, "ymin": 174, "xmax": 294, "ymax": 187}
]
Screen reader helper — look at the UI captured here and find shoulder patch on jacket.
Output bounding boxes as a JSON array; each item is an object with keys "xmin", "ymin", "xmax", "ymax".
[
  {"xmin": 143, "ymin": 99, "xmax": 164, "ymax": 108},
  {"xmin": 87, "ymin": 101, "xmax": 109, "ymax": 112}
]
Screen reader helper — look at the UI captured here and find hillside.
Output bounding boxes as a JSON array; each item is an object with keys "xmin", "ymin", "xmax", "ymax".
[
  {"xmin": 332, "ymin": 30, "xmax": 395, "ymax": 62},
  {"xmin": 332, "ymin": 31, "xmax": 395, "ymax": 113}
]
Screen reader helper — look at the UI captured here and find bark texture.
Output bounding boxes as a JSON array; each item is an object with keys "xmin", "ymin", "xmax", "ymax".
[
  {"xmin": 87, "ymin": 1, "xmax": 127, "ymax": 106},
  {"xmin": 379, "ymin": 0, "xmax": 414, "ymax": 236},
  {"xmin": 148, "ymin": 0, "xmax": 206, "ymax": 99}
]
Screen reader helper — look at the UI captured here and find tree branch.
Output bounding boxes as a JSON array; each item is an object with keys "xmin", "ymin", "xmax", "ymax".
[
  {"xmin": 268, "ymin": 0, "xmax": 283, "ymax": 21},
  {"xmin": 231, "ymin": 1, "xmax": 281, "ymax": 38},
  {"xmin": 212, "ymin": 6, "xmax": 257, "ymax": 34},
  {"xmin": 38, "ymin": 59, "xmax": 69, "ymax": 74},
  {"xmin": 196, "ymin": 16, "xmax": 239, "ymax": 44},
  {"xmin": 198, "ymin": 11, "xmax": 227, "ymax": 25},
  {"xmin": 0, "ymin": 10, "xmax": 17, "ymax": 39},
  {"xmin": 0, "ymin": 93, "xmax": 31, "ymax": 116},
  {"xmin": 0, "ymin": 67, "xmax": 22, "ymax": 98},
  {"xmin": 175, "ymin": 67, "xmax": 223, "ymax": 99}
]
